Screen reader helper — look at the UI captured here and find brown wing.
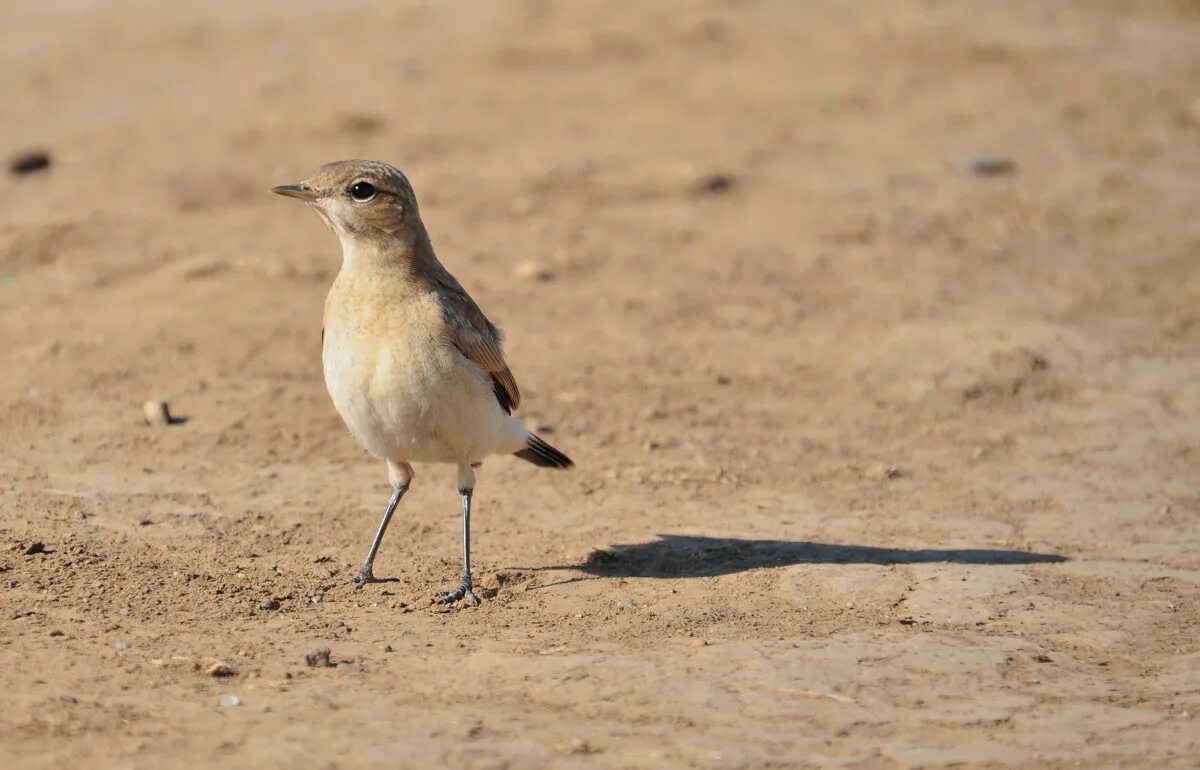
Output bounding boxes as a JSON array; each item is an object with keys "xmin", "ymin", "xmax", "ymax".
[{"xmin": 433, "ymin": 271, "xmax": 521, "ymax": 414}]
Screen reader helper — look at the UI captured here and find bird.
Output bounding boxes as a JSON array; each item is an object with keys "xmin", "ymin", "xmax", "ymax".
[{"xmin": 272, "ymin": 159, "xmax": 573, "ymax": 605}]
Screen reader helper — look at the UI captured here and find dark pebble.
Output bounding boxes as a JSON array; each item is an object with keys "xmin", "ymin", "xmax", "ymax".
[
  {"xmin": 304, "ymin": 647, "xmax": 333, "ymax": 667},
  {"xmin": 9, "ymin": 151, "xmax": 52, "ymax": 175},
  {"xmin": 696, "ymin": 172, "xmax": 734, "ymax": 194},
  {"xmin": 956, "ymin": 155, "xmax": 1016, "ymax": 176}
]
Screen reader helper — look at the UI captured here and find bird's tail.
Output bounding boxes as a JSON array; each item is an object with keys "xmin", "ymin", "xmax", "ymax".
[{"xmin": 514, "ymin": 433, "xmax": 574, "ymax": 469}]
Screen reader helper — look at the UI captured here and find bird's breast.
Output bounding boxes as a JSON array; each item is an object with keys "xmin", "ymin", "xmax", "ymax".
[
  {"xmin": 321, "ymin": 281, "xmax": 497, "ymax": 462},
  {"xmin": 320, "ymin": 268, "xmax": 526, "ymax": 465},
  {"xmin": 325, "ymin": 312, "xmax": 439, "ymax": 448}
]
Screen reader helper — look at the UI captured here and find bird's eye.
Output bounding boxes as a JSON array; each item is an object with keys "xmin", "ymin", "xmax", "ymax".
[{"xmin": 349, "ymin": 181, "xmax": 377, "ymax": 201}]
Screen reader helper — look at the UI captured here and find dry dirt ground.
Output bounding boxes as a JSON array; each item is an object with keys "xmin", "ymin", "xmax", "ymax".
[{"xmin": 2, "ymin": 1, "xmax": 1199, "ymax": 768}]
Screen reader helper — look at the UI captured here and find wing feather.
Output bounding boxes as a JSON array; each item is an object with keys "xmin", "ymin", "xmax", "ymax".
[{"xmin": 433, "ymin": 270, "xmax": 521, "ymax": 413}]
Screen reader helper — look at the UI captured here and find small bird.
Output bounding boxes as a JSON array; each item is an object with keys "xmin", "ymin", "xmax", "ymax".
[{"xmin": 272, "ymin": 160, "xmax": 573, "ymax": 605}]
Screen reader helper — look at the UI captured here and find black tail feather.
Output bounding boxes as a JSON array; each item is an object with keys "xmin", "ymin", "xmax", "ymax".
[{"xmin": 515, "ymin": 433, "xmax": 574, "ymax": 469}]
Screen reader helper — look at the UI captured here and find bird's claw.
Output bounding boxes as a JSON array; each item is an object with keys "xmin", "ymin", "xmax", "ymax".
[
  {"xmin": 437, "ymin": 574, "xmax": 480, "ymax": 606},
  {"xmin": 352, "ymin": 566, "xmax": 378, "ymax": 587},
  {"xmin": 438, "ymin": 588, "xmax": 481, "ymax": 606}
]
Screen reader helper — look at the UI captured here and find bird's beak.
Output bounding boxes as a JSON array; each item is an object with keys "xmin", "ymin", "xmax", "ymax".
[{"xmin": 271, "ymin": 183, "xmax": 318, "ymax": 202}]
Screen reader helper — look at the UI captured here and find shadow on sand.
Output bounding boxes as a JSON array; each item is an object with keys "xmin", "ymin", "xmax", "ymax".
[{"xmin": 555, "ymin": 534, "xmax": 1066, "ymax": 580}]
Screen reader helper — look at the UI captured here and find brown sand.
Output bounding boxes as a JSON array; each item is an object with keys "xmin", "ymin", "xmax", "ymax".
[{"xmin": 2, "ymin": 1, "xmax": 1199, "ymax": 767}]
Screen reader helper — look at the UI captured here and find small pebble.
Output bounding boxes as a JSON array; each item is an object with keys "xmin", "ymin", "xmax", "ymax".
[
  {"xmin": 339, "ymin": 113, "xmax": 385, "ymax": 135},
  {"xmin": 954, "ymin": 155, "xmax": 1016, "ymax": 176},
  {"xmin": 260, "ymin": 598, "xmax": 281, "ymax": 611},
  {"xmin": 691, "ymin": 639, "xmax": 708, "ymax": 648},
  {"xmin": 617, "ymin": 599, "xmax": 637, "ymax": 611},
  {"xmin": 24, "ymin": 542, "xmax": 47, "ymax": 556},
  {"xmin": 695, "ymin": 172, "xmax": 734, "ymax": 194},
  {"xmin": 9, "ymin": 150, "xmax": 51, "ymax": 175},
  {"xmin": 218, "ymin": 694, "xmax": 241, "ymax": 707},
  {"xmin": 565, "ymin": 738, "xmax": 598, "ymax": 755},
  {"xmin": 113, "ymin": 641, "xmax": 130, "ymax": 651},
  {"xmin": 304, "ymin": 648, "xmax": 333, "ymax": 667},
  {"xmin": 866, "ymin": 464, "xmax": 902, "ymax": 481},
  {"xmin": 586, "ymin": 548, "xmax": 616, "ymax": 566},
  {"xmin": 513, "ymin": 260, "xmax": 555, "ymax": 281},
  {"xmin": 207, "ymin": 662, "xmax": 237, "ymax": 677},
  {"xmin": 142, "ymin": 400, "xmax": 172, "ymax": 426}
]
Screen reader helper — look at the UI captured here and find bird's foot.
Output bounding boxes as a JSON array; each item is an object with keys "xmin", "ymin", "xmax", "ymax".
[
  {"xmin": 437, "ymin": 573, "xmax": 480, "ymax": 606},
  {"xmin": 351, "ymin": 564, "xmax": 393, "ymax": 587}
]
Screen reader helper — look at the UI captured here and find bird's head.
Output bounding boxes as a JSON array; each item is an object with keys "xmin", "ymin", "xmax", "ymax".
[{"xmin": 272, "ymin": 159, "xmax": 421, "ymax": 243}]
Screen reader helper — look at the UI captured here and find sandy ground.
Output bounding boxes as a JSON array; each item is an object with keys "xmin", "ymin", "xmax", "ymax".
[{"xmin": 2, "ymin": 1, "xmax": 1199, "ymax": 767}]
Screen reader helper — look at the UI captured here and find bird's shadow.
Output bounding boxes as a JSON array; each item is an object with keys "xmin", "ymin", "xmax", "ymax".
[{"xmin": 549, "ymin": 534, "xmax": 1065, "ymax": 580}]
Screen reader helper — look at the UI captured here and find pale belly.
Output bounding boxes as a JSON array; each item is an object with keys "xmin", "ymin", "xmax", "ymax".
[{"xmin": 322, "ymin": 327, "xmax": 522, "ymax": 464}]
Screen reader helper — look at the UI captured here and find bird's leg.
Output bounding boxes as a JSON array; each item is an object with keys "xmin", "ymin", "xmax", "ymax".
[
  {"xmin": 436, "ymin": 488, "xmax": 479, "ymax": 605},
  {"xmin": 353, "ymin": 461, "xmax": 412, "ymax": 587},
  {"xmin": 439, "ymin": 465, "xmax": 480, "ymax": 606},
  {"xmin": 352, "ymin": 483, "xmax": 407, "ymax": 585}
]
